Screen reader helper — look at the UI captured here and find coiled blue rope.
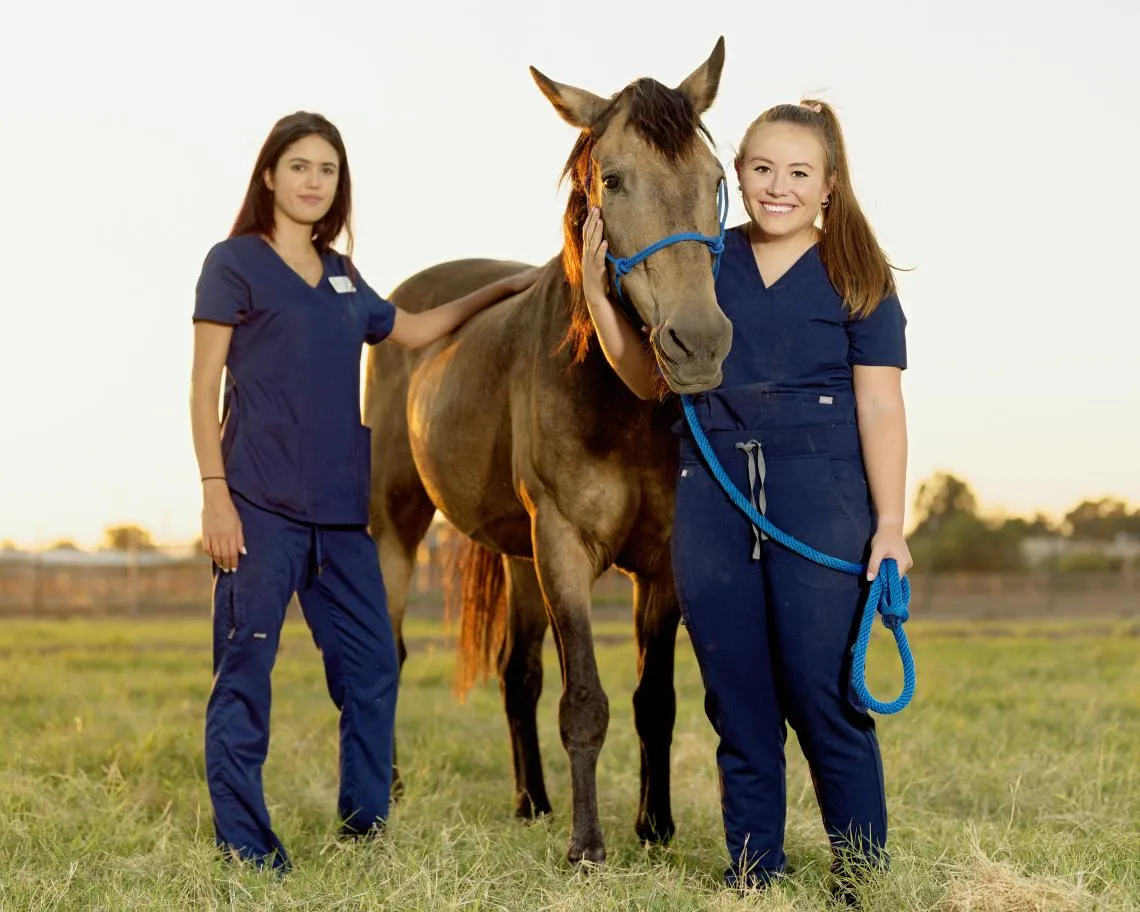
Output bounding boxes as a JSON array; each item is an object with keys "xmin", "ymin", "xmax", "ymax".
[{"xmin": 680, "ymin": 394, "xmax": 916, "ymax": 714}]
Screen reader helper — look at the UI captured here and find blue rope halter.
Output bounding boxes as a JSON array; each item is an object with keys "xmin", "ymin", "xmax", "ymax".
[{"xmin": 600, "ymin": 179, "xmax": 729, "ymax": 329}]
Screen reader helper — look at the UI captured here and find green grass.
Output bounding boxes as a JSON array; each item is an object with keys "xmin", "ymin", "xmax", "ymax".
[{"xmin": 0, "ymin": 614, "xmax": 1137, "ymax": 910}]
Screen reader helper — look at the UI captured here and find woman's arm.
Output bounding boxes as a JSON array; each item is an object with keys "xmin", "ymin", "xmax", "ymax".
[
  {"xmin": 387, "ymin": 267, "xmax": 543, "ymax": 350},
  {"xmin": 853, "ymin": 363, "xmax": 912, "ymax": 578},
  {"xmin": 190, "ymin": 321, "xmax": 244, "ymax": 571},
  {"xmin": 579, "ymin": 207, "xmax": 659, "ymax": 400}
]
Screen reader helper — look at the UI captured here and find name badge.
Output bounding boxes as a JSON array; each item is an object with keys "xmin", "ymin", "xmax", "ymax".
[{"xmin": 328, "ymin": 276, "xmax": 356, "ymax": 294}]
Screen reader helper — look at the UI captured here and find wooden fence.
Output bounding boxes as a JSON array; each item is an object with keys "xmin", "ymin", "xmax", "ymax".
[{"xmin": 0, "ymin": 548, "xmax": 1136, "ymax": 619}]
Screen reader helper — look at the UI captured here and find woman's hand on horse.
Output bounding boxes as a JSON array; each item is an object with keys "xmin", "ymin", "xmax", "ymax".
[
  {"xmin": 581, "ymin": 207, "xmax": 611, "ymax": 308},
  {"xmin": 505, "ymin": 266, "xmax": 543, "ymax": 295},
  {"xmin": 201, "ymin": 485, "xmax": 245, "ymax": 572},
  {"xmin": 866, "ymin": 523, "xmax": 912, "ymax": 581}
]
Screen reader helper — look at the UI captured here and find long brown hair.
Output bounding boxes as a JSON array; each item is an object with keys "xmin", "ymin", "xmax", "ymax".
[
  {"xmin": 229, "ymin": 111, "xmax": 354, "ymax": 256},
  {"xmin": 735, "ymin": 100, "xmax": 896, "ymax": 318}
]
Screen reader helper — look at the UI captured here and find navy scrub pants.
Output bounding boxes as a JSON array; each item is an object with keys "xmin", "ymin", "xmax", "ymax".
[
  {"xmin": 672, "ymin": 389, "xmax": 888, "ymax": 888},
  {"xmin": 205, "ymin": 493, "xmax": 399, "ymax": 869}
]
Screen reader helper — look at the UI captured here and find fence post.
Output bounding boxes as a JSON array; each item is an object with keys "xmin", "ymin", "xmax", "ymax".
[
  {"xmin": 126, "ymin": 540, "xmax": 140, "ymax": 617},
  {"xmin": 31, "ymin": 552, "xmax": 43, "ymax": 617}
]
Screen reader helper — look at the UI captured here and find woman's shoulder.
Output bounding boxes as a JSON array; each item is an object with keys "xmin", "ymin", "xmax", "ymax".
[
  {"xmin": 718, "ymin": 223, "xmax": 753, "ymax": 264},
  {"xmin": 325, "ymin": 247, "xmax": 354, "ymax": 272},
  {"xmin": 726, "ymin": 222, "xmax": 751, "ymax": 246},
  {"xmin": 200, "ymin": 234, "xmax": 263, "ymax": 272}
]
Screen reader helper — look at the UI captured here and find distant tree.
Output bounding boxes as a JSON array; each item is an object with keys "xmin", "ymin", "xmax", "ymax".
[
  {"xmin": 0, "ymin": 539, "xmax": 18, "ymax": 551},
  {"xmin": 910, "ymin": 510, "xmax": 1025, "ymax": 573},
  {"xmin": 911, "ymin": 472, "xmax": 979, "ymax": 538},
  {"xmin": 102, "ymin": 524, "xmax": 157, "ymax": 552},
  {"xmin": 1063, "ymin": 498, "xmax": 1140, "ymax": 541},
  {"xmin": 998, "ymin": 512, "xmax": 1057, "ymax": 541},
  {"xmin": 1024, "ymin": 512, "xmax": 1058, "ymax": 535},
  {"xmin": 1055, "ymin": 551, "xmax": 1123, "ymax": 573},
  {"xmin": 48, "ymin": 540, "xmax": 81, "ymax": 551}
]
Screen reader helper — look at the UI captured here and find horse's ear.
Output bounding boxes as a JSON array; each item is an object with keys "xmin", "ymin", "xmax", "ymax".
[
  {"xmin": 675, "ymin": 36, "xmax": 725, "ymax": 115},
  {"xmin": 530, "ymin": 66, "xmax": 610, "ymax": 129}
]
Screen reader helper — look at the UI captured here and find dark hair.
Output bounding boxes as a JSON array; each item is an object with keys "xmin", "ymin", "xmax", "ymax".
[
  {"xmin": 735, "ymin": 100, "xmax": 896, "ymax": 318},
  {"xmin": 229, "ymin": 111, "xmax": 354, "ymax": 256}
]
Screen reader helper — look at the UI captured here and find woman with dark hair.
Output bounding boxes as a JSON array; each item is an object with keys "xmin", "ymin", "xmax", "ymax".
[{"xmin": 189, "ymin": 110, "xmax": 537, "ymax": 870}]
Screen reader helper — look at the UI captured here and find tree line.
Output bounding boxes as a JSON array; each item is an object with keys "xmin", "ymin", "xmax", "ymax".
[{"xmin": 910, "ymin": 472, "xmax": 1139, "ymax": 573}]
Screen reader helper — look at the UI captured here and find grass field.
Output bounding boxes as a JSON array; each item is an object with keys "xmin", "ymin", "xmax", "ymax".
[{"xmin": 1, "ymin": 613, "xmax": 1137, "ymax": 911}]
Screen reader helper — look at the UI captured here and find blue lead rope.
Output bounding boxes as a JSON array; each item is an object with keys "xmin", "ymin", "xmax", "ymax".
[{"xmin": 680, "ymin": 394, "xmax": 916, "ymax": 715}]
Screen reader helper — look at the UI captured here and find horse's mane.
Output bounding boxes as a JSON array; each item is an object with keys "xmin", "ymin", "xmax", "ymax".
[{"xmin": 559, "ymin": 78, "xmax": 714, "ymax": 363}]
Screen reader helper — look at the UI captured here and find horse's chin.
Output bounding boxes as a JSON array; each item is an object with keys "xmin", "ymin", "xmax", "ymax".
[{"xmin": 660, "ymin": 367, "xmax": 723, "ymax": 396}]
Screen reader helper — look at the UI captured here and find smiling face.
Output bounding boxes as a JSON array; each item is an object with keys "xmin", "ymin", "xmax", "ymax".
[
  {"xmin": 736, "ymin": 122, "xmax": 833, "ymax": 243},
  {"xmin": 263, "ymin": 133, "xmax": 340, "ymax": 230}
]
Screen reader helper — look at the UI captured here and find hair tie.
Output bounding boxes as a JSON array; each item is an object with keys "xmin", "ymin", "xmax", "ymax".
[{"xmin": 800, "ymin": 102, "xmax": 822, "ymax": 114}]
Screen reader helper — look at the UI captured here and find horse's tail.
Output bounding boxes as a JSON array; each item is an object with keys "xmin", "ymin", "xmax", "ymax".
[{"xmin": 443, "ymin": 535, "xmax": 507, "ymax": 701}]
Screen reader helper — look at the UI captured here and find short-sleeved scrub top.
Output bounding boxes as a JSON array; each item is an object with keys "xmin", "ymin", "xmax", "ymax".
[
  {"xmin": 193, "ymin": 235, "xmax": 397, "ymax": 526},
  {"xmin": 714, "ymin": 224, "xmax": 907, "ymax": 394}
]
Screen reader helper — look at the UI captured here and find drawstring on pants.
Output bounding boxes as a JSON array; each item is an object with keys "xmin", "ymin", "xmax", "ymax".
[{"xmin": 735, "ymin": 440, "xmax": 768, "ymax": 558}]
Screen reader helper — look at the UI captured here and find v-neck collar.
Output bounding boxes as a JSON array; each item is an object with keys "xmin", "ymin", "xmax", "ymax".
[
  {"xmin": 738, "ymin": 226, "xmax": 819, "ymax": 292},
  {"xmin": 258, "ymin": 236, "xmax": 329, "ymax": 291}
]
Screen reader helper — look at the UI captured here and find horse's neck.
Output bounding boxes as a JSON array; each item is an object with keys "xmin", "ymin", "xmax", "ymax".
[{"xmin": 537, "ymin": 275, "xmax": 668, "ymax": 421}]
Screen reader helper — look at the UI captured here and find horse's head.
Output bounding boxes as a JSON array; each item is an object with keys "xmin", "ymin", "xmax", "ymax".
[{"xmin": 532, "ymin": 38, "xmax": 733, "ymax": 395}]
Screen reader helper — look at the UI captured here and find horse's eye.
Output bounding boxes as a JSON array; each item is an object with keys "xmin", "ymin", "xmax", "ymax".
[{"xmin": 602, "ymin": 174, "xmax": 622, "ymax": 191}]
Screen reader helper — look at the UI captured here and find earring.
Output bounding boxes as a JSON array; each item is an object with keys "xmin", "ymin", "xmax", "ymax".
[{"xmin": 821, "ymin": 197, "xmax": 830, "ymax": 208}]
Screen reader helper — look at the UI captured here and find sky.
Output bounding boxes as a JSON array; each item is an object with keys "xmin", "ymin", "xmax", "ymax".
[{"xmin": 2, "ymin": 0, "xmax": 1137, "ymax": 548}]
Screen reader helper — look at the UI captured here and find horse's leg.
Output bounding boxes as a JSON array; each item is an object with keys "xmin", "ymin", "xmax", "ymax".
[
  {"xmin": 530, "ymin": 504, "xmax": 609, "ymax": 866},
  {"xmin": 632, "ymin": 569, "xmax": 681, "ymax": 845},
  {"xmin": 371, "ymin": 492, "xmax": 436, "ymax": 798},
  {"xmin": 500, "ymin": 556, "xmax": 552, "ymax": 820}
]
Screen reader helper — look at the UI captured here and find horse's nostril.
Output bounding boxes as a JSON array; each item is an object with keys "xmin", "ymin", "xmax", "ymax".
[{"xmin": 668, "ymin": 327, "xmax": 693, "ymax": 358}]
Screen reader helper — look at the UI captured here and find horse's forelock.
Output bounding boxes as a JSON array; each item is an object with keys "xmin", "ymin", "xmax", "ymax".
[{"xmin": 625, "ymin": 78, "xmax": 710, "ymax": 161}]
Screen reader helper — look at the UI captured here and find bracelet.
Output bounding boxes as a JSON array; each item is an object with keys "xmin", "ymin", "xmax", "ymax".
[{"xmin": 201, "ymin": 475, "xmax": 227, "ymax": 483}]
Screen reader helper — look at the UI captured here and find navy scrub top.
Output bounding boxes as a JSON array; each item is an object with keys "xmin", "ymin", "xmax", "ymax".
[
  {"xmin": 713, "ymin": 224, "xmax": 907, "ymax": 393},
  {"xmin": 192, "ymin": 234, "xmax": 397, "ymax": 526}
]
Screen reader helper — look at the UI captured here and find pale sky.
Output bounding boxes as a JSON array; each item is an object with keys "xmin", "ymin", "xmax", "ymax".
[{"xmin": 2, "ymin": 0, "xmax": 1137, "ymax": 548}]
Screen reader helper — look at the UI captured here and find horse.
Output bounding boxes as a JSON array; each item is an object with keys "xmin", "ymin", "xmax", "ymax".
[{"xmin": 363, "ymin": 38, "xmax": 733, "ymax": 866}]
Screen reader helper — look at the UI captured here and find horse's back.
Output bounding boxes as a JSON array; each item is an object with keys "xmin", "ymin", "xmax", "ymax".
[
  {"xmin": 366, "ymin": 257, "xmax": 545, "ymax": 554},
  {"xmin": 363, "ymin": 256, "xmax": 535, "ymax": 461},
  {"xmin": 388, "ymin": 258, "xmax": 535, "ymax": 314}
]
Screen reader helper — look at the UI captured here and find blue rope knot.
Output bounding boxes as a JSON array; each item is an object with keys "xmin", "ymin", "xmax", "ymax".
[
  {"xmin": 680, "ymin": 394, "xmax": 916, "ymax": 715},
  {"xmin": 877, "ymin": 573, "xmax": 910, "ymax": 630}
]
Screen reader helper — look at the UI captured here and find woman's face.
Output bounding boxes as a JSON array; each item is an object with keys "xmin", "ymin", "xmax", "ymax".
[
  {"xmin": 264, "ymin": 133, "xmax": 340, "ymax": 228},
  {"xmin": 737, "ymin": 122, "xmax": 832, "ymax": 242}
]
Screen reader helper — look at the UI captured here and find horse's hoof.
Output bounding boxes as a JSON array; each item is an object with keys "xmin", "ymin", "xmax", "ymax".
[
  {"xmin": 568, "ymin": 839, "xmax": 606, "ymax": 869},
  {"xmin": 635, "ymin": 817, "xmax": 676, "ymax": 846},
  {"xmin": 514, "ymin": 793, "xmax": 553, "ymax": 821}
]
